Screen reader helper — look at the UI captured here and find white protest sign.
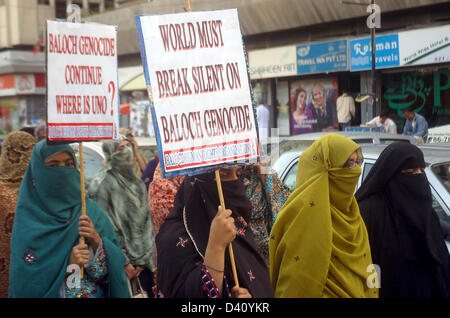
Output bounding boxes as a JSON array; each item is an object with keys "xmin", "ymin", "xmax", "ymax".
[
  {"xmin": 136, "ymin": 9, "xmax": 259, "ymax": 177},
  {"xmin": 46, "ymin": 20, "xmax": 119, "ymax": 141}
]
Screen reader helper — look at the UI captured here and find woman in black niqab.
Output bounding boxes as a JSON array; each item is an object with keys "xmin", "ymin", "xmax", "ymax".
[
  {"xmin": 155, "ymin": 168, "xmax": 273, "ymax": 298},
  {"xmin": 355, "ymin": 142, "xmax": 450, "ymax": 298}
]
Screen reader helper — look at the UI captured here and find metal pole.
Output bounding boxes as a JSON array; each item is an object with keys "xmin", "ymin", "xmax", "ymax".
[{"xmin": 370, "ymin": 0, "xmax": 376, "ymax": 119}]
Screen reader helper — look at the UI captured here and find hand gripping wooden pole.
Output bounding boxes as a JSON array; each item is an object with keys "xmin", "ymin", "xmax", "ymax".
[
  {"xmin": 215, "ymin": 170, "xmax": 240, "ymax": 288},
  {"xmin": 79, "ymin": 142, "xmax": 87, "ymax": 280}
]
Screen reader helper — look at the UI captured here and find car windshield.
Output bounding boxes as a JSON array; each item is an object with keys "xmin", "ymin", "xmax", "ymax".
[
  {"xmin": 379, "ymin": 139, "xmax": 411, "ymax": 144},
  {"xmin": 268, "ymin": 138, "xmax": 376, "ymax": 166},
  {"xmin": 277, "ymin": 140, "xmax": 314, "ymax": 155},
  {"xmin": 432, "ymin": 162, "xmax": 450, "ymax": 193}
]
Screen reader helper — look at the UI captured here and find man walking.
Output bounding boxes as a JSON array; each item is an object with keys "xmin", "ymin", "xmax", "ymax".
[
  {"xmin": 256, "ymin": 97, "xmax": 270, "ymax": 141},
  {"xmin": 336, "ymin": 90, "xmax": 355, "ymax": 131}
]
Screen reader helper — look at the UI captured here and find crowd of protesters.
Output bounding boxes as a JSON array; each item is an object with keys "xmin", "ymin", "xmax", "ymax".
[{"xmin": 0, "ymin": 126, "xmax": 449, "ymax": 298}]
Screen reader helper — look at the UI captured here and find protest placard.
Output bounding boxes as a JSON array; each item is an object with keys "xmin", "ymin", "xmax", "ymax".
[
  {"xmin": 46, "ymin": 20, "xmax": 119, "ymax": 142},
  {"xmin": 135, "ymin": 9, "xmax": 259, "ymax": 178}
]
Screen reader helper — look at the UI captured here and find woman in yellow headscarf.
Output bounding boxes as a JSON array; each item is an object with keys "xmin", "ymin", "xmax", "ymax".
[{"xmin": 269, "ymin": 133, "xmax": 378, "ymax": 298}]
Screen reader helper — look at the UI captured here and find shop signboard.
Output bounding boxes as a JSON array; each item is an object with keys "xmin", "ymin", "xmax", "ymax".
[
  {"xmin": 296, "ymin": 39, "xmax": 348, "ymax": 75},
  {"xmin": 349, "ymin": 33, "xmax": 400, "ymax": 71},
  {"xmin": 398, "ymin": 25, "xmax": 450, "ymax": 67},
  {"xmin": 248, "ymin": 45, "xmax": 297, "ymax": 79}
]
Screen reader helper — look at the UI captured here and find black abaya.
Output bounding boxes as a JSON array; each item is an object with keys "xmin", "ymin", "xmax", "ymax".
[{"xmin": 356, "ymin": 142, "xmax": 450, "ymax": 298}]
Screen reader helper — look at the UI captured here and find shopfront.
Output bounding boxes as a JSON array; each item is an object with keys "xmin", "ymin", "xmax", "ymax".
[
  {"xmin": 249, "ymin": 39, "xmax": 360, "ymax": 137},
  {"xmin": 248, "ymin": 45, "xmax": 297, "ymax": 137},
  {"xmin": 381, "ymin": 66, "xmax": 450, "ymax": 132},
  {"xmin": 0, "ymin": 73, "xmax": 46, "ymax": 133},
  {"xmin": 350, "ymin": 24, "xmax": 450, "ymax": 132}
]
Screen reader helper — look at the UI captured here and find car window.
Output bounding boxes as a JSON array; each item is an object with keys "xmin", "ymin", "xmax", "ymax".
[
  {"xmin": 83, "ymin": 152, "xmax": 104, "ymax": 182},
  {"xmin": 277, "ymin": 140, "xmax": 314, "ymax": 157},
  {"xmin": 73, "ymin": 148, "xmax": 104, "ymax": 184},
  {"xmin": 353, "ymin": 139, "xmax": 373, "ymax": 144},
  {"xmin": 284, "ymin": 162, "xmax": 298, "ymax": 191},
  {"xmin": 362, "ymin": 162, "xmax": 375, "ymax": 182},
  {"xmin": 432, "ymin": 193, "xmax": 448, "ymax": 222},
  {"xmin": 431, "ymin": 162, "xmax": 450, "ymax": 193},
  {"xmin": 379, "ymin": 139, "xmax": 411, "ymax": 144}
]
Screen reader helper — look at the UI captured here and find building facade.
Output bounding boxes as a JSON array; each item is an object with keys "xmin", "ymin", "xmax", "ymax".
[
  {"xmin": 1, "ymin": 0, "xmax": 449, "ymax": 136},
  {"xmin": 0, "ymin": 0, "xmax": 118, "ymax": 133}
]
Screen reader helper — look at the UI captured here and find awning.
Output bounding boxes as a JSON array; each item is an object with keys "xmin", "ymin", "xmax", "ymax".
[
  {"xmin": 120, "ymin": 103, "xmax": 130, "ymax": 115},
  {"xmin": 118, "ymin": 66, "xmax": 145, "ymax": 91},
  {"xmin": 121, "ymin": 73, "xmax": 146, "ymax": 91}
]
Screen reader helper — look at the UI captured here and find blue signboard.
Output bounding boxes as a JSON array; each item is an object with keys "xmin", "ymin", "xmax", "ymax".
[
  {"xmin": 345, "ymin": 126, "xmax": 385, "ymax": 133},
  {"xmin": 296, "ymin": 40, "xmax": 348, "ymax": 75},
  {"xmin": 350, "ymin": 33, "xmax": 400, "ymax": 71}
]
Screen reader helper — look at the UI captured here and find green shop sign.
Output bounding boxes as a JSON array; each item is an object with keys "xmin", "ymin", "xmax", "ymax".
[{"xmin": 383, "ymin": 69, "xmax": 450, "ymax": 118}]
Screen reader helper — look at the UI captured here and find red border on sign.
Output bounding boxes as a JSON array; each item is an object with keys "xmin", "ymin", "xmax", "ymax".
[
  {"xmin": 163, "ymin": 138, "xmax": 257, "ymax": 170},
  {"xmin": 47, "ymin": 122, "xmax": 114, "ymax": 141}
]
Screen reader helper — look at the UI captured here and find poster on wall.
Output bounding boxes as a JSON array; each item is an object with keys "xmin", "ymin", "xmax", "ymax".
[
  {"xmin": 290, "ymin": 77, "xmax": 339, "ymax": 135},
  {"xmin": 129, "ymin": 100, "xmax": 155, "ymax": 137},
  {"xmin": 136, "ymin": 9, "xmax": 259, "ymax": 178}
]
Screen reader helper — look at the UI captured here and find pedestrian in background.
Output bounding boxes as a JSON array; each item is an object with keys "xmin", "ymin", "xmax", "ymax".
[
  {"xmin": 336, "ymin": 90, "xmax": 355, "ymax": 131},
  {"xmin": 356, "ymin": 142, "xmax": 450, "ymax": 298},
  {"xmin": 0, "ymin": 131, "xmax": 35, "ymax": 297},
  {"xmin": 119, "ymin": 128, "xmax": 147, "ymax": 176},
  {"xmin": 87, "ymin": 136, "xmax": 156, "ymax": 296},
  {"xmin": 270, "ymin": 133, "xmax": 378, "ymax": 298},
  {"xmin": 9, "ymin": 141, "xmax": 129, "ymax": 298},
  {"xmin": 148, "ymin": 162, "xmax": 185, "ymax": 237},
  {"xmin": 141, "ymin": 155, "xmax": 159, "ymax": 191},
  {"xmin": 19, "ymin": 126, "xmax": 37, "ymax": 138},
  {"xmin": 256, "ymin": 97, "xmax": 270, "ymax": 141},
  {"xmin": 402, "ymin": 107, "xmax": 429, "ymax": 143},
  {"xmin": 365, "ymin": 110, "xmax": 397, "ymax": 134},
  {"xmin": 240, "ymin": 163, "xmax": 291, "ymax": 267},
  {"xmin": 34, "ymin": 123, "xmax": 47, "ymax": 141}
]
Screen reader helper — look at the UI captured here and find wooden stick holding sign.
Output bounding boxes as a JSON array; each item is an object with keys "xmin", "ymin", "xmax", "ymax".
[
  {"xmin": 215, "ymin": 170, "xmax": 240, "ymax": 288},
  {"xmin": 66, "ymin": 3, "xmax": 86, "ymax": 280},
  {"xmin": 184, "ymin": 0, "xmax": 191, "ymax": 11},
  {"xmin": 78, "ymin": 141, "xmax": 87, "ymax": 280}
]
